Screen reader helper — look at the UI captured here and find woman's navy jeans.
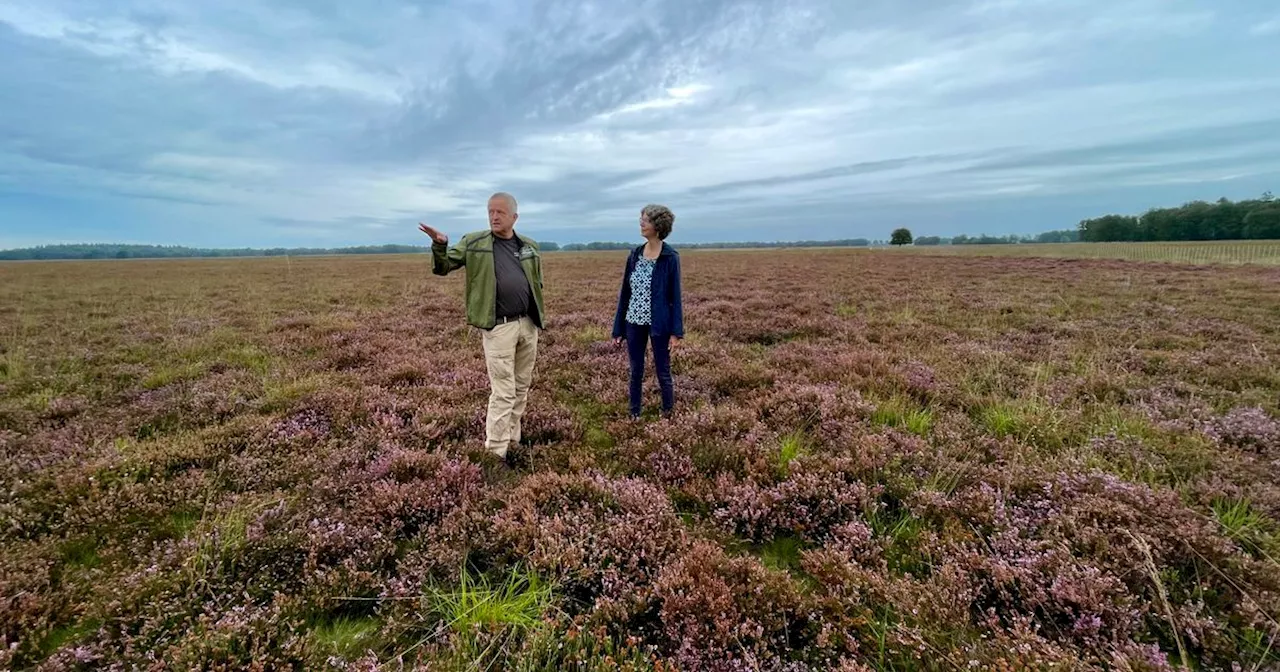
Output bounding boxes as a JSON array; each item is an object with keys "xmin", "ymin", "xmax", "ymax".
[{"xmin": 625, "ymin": 322, "xmax": 674, "ymax": 417}]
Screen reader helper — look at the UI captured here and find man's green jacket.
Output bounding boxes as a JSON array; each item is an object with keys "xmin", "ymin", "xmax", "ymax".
[{"xmin": 432, "ymin": 230, "xmax": 547, "ymax": 330}]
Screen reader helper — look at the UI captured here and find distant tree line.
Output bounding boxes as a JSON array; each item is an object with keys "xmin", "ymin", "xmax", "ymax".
[
  {"xmin": 8, "ymin": 190, "xmax": 1275, "ymax": 262},
  {"xmin": 557, "ymin": 238, "xmax": 873, "ymax": 251},
  {"xmin": 19, "ymin": 219, "xmax": 1216, "ymax": 261},
  {"xmin": 1078, "ymin": 192, "xmax": 1280, "ymax": 242},
  {"xmin": 0, "ymin": 243, "xmax": 431, "ymax": 261},
  {"xmin": 1, "ymin": 239, "xmax": 883, "ymax": 260},
  {"xmin": 911, "ymin": 229, "xmax": 1081, "ymax": 246}
]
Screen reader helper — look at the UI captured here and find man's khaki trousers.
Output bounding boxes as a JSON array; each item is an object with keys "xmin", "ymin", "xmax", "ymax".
[{"xmin": 481, "ymin": 316, "xmax": 539, "ymax": 458}]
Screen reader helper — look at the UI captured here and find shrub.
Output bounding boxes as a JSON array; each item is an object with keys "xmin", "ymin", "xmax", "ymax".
[
  {"xmin": 488, "ymin": 472, "xmax": 690, "ymax": 629},
  {"xmin": 653, "ymin": 541, "xmax": 826, "ymax": 670},
  {"xmin": 946, "ymin": 469, "xmax": 1280, "ymax": 666},
  {"xmin": 1205, "ymin": 406, "xmax": 1279, "ymax": 454},
  {"xmin": 350, "ymin": 450, "xmax": 485, "ymax": 539},
  {"xmin": 709, "ymin": 458, "xmax": 876, "ymax": 543}
]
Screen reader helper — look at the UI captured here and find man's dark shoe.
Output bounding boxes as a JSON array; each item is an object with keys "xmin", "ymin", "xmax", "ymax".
[
  {"xmin": 471, "ymin": 449, "xmax": 512, "ymax": 478},
  {"xmin": 506, "ymin": 441, "xmax": 533, "ymax": 470}
]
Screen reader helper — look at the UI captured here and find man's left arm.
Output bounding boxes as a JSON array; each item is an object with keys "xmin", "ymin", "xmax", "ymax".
[{"xmin": 432, "ymin": 235, "xmax": 468, "ymax": 276}]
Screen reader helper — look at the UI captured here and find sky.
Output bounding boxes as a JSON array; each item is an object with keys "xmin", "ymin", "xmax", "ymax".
[{"xmin": 2, "ymin": 0, "xmax": 1279, "ymax": 249}]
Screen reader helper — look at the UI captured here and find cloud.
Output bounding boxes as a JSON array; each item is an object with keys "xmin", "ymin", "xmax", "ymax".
[
  {"xmin": 951, "ymin": 118, "xmax": 1280, "ymax": 174},
  {"xmin": 595, "ymin": 84, "xmax": 714, "ymax": 120},
  {"xmin": 1, "ymin": 0, "xmax": 1278, "ymax": 249},
  {"xmin": 1252, "ymin": 17, "xmax": 1280, "ymax": 35},
  {"xmin": 0, "ymin": 4, "xmax": 405, "ymax": 101}
]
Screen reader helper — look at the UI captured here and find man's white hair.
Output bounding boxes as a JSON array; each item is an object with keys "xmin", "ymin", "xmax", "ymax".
[{"xmin": 489, "ymin": 191, "xmax": 518, "ymax": 213}]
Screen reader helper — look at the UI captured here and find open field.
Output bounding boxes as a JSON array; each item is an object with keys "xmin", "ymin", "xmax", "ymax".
[
  {"xmin": 884, "ymin": 240, "xmax": 1280, "ymax": 266},
  {"xmin": 3, "ymin": 249, "xmax": 1280, "ymax": 670}
]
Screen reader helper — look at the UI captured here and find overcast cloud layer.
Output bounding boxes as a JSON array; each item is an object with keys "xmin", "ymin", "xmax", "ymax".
[{"xmin": 2, "ymin": 0, "xmax": 1279, "ymax": 248}]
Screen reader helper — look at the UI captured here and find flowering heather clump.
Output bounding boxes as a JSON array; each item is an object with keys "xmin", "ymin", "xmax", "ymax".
[
  {"xmin": 303, "ymin": 515, "xmax": 397, "ymax": 576},
  {"xmin": 160, "ymin": 600, "xmax": 311, "ymax": 670},
  {"xmin": 1132, "ymin": 385, "xmax": 1219, "ymax": 430},
  {"xmin": 187, "ymin": 369, "xmax": 262, "ymax": 420},
  {"xmin": 710, "ymin": 458, "xmax": 876, "ymax": 543},
  {"xmin": 653, "ymin": 541, "xmax": 825, "ymax": 670},
  {"xmin": 1, "ymin": 423, "xmax": 100, "ymax": 483},
  {"xmin": 39, "ymin": 394, "xmax": 89, "ymax": 425},
  {"xmin": 1205, "ymin": 406, "xmax": 1280, "ymax": 454},
  {"xmin": 823, "ymin": 519, "xmax": 878, "ymax": 564},
  {"xmin": 713, "ymin": 296, "xmax": 835, "ymax": 346},
  {"xmin": 3, "ymin": 250, "xmax": 1279, "ymax": 669},
  {"xmin": 297, "ymin": 526, "xmax": 396, "ymax": 624},
  {"xmin": 764, "ymin": 342, "xmax": 896, "ymax": 388},
  {"xmin": 267, "ymin": 407, "xmax": 333, "ymax": 445},
  {"xmin": 898, "ymin": 359, "xmax": 946, "ymax": 402},
  {"xmin": 489, "ymin": 471, "xmax": 690, "ymax": 626},
  {"xmin": 125, "ymin": 369, "xmax": 262, "ymax": 439},
  {"xmin": 351, "ymin": 450, "xmax": 485, "ymax": 538},
  {"xmin": 617, "ymin": 401, "xmax": 774, "ymax": 481},
  {"xmin": 1087, "ymin": 431, "xmax": 1169, "ymax": 481},
  {"xmin": 1137, "ymin": 388, "xmax": 1280, "ymax": 455},
  {"xmin": 688, "ymin": 343, "xmax": 779, "ymax": 400},
  {"xmin": 948, "ymin": 469, "xmax": 1280, "ymax": 665},
  {"xmin": 509, "ymin": 394, "xmax": 582, "ymax": 447},
  {"xmin": 754, "ymin": 382, "xmax": 876, "ymax": 448}
]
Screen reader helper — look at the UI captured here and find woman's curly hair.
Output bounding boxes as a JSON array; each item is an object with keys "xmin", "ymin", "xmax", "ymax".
[{"xmin": 642, "ymin": 204, "xmax": 675, "ymax": 240}]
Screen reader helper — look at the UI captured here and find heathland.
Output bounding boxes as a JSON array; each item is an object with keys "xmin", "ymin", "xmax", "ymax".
[{"xmin": 2, "ymin": 246, "xmax": 1279, "ymax": 670}]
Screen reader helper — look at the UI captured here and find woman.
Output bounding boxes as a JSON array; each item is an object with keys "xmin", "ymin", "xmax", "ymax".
[{"xmin": 612, "ymin": 204, "xmax": 684, "ymax": 420}]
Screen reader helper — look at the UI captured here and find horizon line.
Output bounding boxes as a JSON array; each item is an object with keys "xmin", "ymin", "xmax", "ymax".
[{"xmin": 1, "ymin": 231, "xmax": 1079, "ymax": 254}]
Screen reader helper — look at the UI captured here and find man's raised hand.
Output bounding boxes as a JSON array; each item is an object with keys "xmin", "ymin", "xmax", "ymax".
[{"xmin": 418, "ymin": 223, "xmax": 448, "ymax": 246}]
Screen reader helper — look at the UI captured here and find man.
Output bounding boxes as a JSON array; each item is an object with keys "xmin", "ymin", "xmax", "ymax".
[{"xmin": 418, "ymin": 192, "xmax": 546, "ymax": 464}]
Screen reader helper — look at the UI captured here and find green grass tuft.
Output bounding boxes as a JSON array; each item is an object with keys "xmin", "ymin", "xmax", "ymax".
[
  {"xmin": 222, "ymin": 344, "xmax": 274, "ymax": 374},
  {"xmin": 142, "ymin": 362, "xmax": 206, "ymax": 389},
  {"xmin": 424, "ymin": 565, "xmax": 555, "ymax": 634},
  {"xmin": 0, "ymin": 343, "xmax": 26, "ymax": 382},
  {"xmin": 573, "ymin": 324, "xmax": 608, "ymax": 346},
  {"xmin": 871, "ymin": 395, "xmax": 934, "ymax": 437},
  {"xmin": 38, "ymin": 619, "xmax": 101, "ymax": 658},
  {"xmin": 756, "ymin": 535, "xmax": 805, "ymax": 572},
  {"xmin": 777, "ymin": 429, "xmax": 808, "ymax": 477},
  {"xmin": 311, "ymin": 615, "xmax": 382, "ymax": 659},
  {"xmin": 561, "ymin": 393, "xmax": 615, "ymax": 450},
  {"xmin": 1212, "ymin": 498, "xmax": 1278, "ymax": 559},
  {"xmin": 161, "ymin": 508, "xmax": 202, "ymax": 540},
  {"xmin": 973, "ymin": 398, "xmax": 1078, "ymax": 451},
  {"xmin": 59, "ymin": 535, "xmax": 102, "ymax": 569},
  {"xmin": 399, "ymin": 565, "xmax": 558, "ymax": 667},
  {"xmin": 259, "ymin": 372, "xmax": 340, "ymax": 413},
  {"xmin": 866, "ymin": 505, "xmax": 932, "ymax": 577}
]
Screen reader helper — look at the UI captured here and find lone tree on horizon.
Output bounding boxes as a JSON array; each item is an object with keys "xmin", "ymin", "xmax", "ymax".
[{"xmin": 890, "ymin": 228, "xmax": 913, "ymax": 246}]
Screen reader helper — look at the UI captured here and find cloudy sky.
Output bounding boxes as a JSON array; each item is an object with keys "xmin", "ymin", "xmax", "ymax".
[{"xmin": 2, "ymin": 0, "xmax": 1279, "ymax": 249}]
